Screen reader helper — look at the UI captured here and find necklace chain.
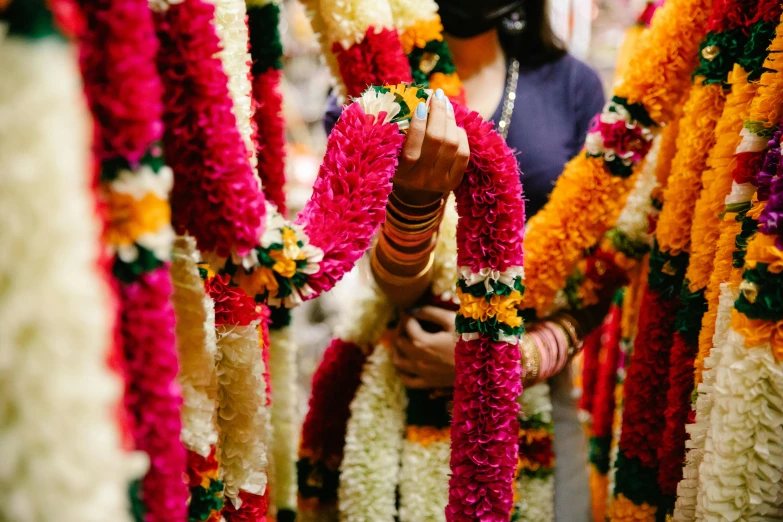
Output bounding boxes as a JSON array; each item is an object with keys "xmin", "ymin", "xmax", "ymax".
[{"xmin": 497, "ymin": 58, "xmax": 519, "ymax": 140}]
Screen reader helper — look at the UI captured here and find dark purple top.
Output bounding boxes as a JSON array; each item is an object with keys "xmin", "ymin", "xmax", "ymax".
[{"xmin": 325, "ymin": 54, "xmax": 605, "ymax": 218}]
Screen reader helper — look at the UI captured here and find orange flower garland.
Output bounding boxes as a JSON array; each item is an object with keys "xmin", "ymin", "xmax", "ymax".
[{"xmin": 522, "ymin": 0, "xmax": 712, "ymax": 316}]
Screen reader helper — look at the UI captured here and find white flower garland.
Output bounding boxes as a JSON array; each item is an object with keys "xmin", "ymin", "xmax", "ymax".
[
  {"xmin": 398, "ymin": 437, "xmax": 451, "ymax": 522},
  {"xmin": 673, "ymin": 284, "xmax": 737, "ymax": 521},
  {"xmin": 215, "ymin": 322, "xmax": 270, "ymax": 505},
  {"xmin": 171, "ymin": 236, "xmax": 220, "ymax": 457},
  {"xmin": 386, "ymin": 0, "xmax": 439, "ymax": 32},
  {"xmin": 209, "ymin": 0, "xmax": 258, "ymax": 169},
  {"xmin": 318, "ymin": 0, "xmax": 395, "ymax": 50},
  {"xmin": 695, "ymin": 325, "xmax": 783, "ymax": 520},
  {"xmin": 431, "ymin": 195, "xmax": 459, "ymax": 302},
  {"xmin": 0, "ymin": 36, "xmax": 142, "ymax": 521},
  {"xmin": 269, "ymin": 326, "xmax": 300, "ymax": 512},
  {"xmin": 614, "ymin": 134, "xmax": 661, "ymax": 245},
  {"xmin": 517, "ymin": 383, "xmax": 555, "ymax": 522},
  {"xmin": 337, "ymin": 344, "xmax": 407, "ymax": 522}
]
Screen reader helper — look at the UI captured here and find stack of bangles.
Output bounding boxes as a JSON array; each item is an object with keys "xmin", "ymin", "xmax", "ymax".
[
  {"xmin": 520, "ymin": 313, "xmax": 584, "ymax": 387},
  {"xmin": 371, "ymin": 191, "xmax": 445, "ymax": 284}
]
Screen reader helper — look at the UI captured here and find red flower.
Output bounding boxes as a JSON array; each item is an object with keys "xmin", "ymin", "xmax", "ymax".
[
  {"xmin": 252, "ymin": 69, "xmax": 288, "ymax": 215},
  {"xmin": 333, "ymin": 27, "xmax": 412, "ymax": 98},
  {"xmin": 206, "ymin": 274, "xmax": 261, "ymax": 327},
  {"xmin": 223, "ymin": 490, "xmax": 269, "ymax": 522},
  {"xmin": 592, "ymin": 302, "xmax": 623, "ymax": 438},
  {"xmin": 579, "ymin": 329, "xmax": 603, "ymax": 416},
  {"xmin": 618, "ymin": 286, "xmax": 678, "ymax": 468}
]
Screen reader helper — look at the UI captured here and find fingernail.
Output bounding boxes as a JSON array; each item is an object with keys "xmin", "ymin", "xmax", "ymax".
[
  {"xmin": 447, "ymin": 100, "xmax": 453, "ymax": 113},
  {"xmin": 415, "ymin": 102, "xmax": 427, "ymax": 119},
  {"xmin": 434, "ymin": 88, "xmax": 445, "ymax": 100}
]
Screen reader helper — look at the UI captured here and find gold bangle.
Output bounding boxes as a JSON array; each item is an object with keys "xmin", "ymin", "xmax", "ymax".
[
  {"xmin": 385, "ymin": 210, "xmax": 442, "ymax": 232},
  {"xmin": 552, "ymin": 313, "xmax": 583, "ymax": 357},
  {"xmin": 371, "ymin": 245, "xmax": 435, "ymax": 287},
  {"xmin": 377, "ymin": 233, "xmax": 437, "ymax": 264},
  {"xmin": 520, "ymin": 334, "xmax": 540, "ymax": 387},
  {"xmin": 390, "ymin": 191, "xmax": 445, "ymax": 210},
  {"xmin": 388, "ymin": 200, "xmax": 444, "ymax": 221}
]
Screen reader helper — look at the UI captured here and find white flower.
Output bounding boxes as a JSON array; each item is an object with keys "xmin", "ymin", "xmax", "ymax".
[
  {"xmin": 614, "ymin": 134, "xmax": 661, "ymax": 245},
  {"xmin": 735, "ymin": 126, "xmax": 769, "ymax": 154},
  {"xmin": 319, "ymin": 0, "xmax": 395, "ymax": 50},
  {"xmin": 399, "ymin": 438, "xmax": 450, "ymax": 522},
  {"xmin": 338, "ymin": 345, "xmax": 407, "ymax": 522},
  {"xmin": 109, "ymin": 163, "xmax": 173, "ymax": 200},
  {"xmin": 387, "ymin": 0, "xmax": 438, "ymax": 32},
  {"xmin": 357, "ymin": 89, "xmax": 402, "ymax": 124},
  {"xmin": 0, "ymin": 35, "xmax": 141, "ymax": 522},
  {"xmin": 431, "ymin": 196, "xmax": 459, "ymax": 302}
]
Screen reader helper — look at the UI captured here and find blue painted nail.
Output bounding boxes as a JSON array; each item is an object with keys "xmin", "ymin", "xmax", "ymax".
[
  {"xmin": 447, "ymin": 100, "xmax": 453, "ymax": 113},
  {"xmin": 416, "ymin": 101, "xmax": 427, "ymax": 119},
  {"xmin": 435, "ymin": 88, "xmax": 445, "ymax": 100}
]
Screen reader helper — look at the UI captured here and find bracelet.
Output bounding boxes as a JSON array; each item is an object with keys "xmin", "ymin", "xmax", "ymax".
[
  {"xmin": 550, "ymin": 324, "xmax": 570, "ymax": 374},
  {"xmin": 538, "ymin": 326, "xmax": 560, "ymax": 380},
  {"xmin": 383, "ymin": 222, "xmax": 439, "ymax": 246},
  {"xmin": 378, "ymin": 233, "xmax": 437, "ymax": 264},
  {"xmin": 388, "ymin": 196, "xmax": 444, "ymax": 221},
  {"xmin": 520, "ymin": 334, "xmax": 540, "ymax": 387},
  {"xmin": 390, "ymin": 191, "xmax": 445, "ymax": 211},
  {"xmin": 371, "ymin": 245, "xmax": 435, "ymax": 287},
  {"xmin": 551, "ymin": 313, "xmax": 583, "ymax": 357},
  {"xmin": 385, "ymin": 211, "xmax": 443, "ymax": 234}
]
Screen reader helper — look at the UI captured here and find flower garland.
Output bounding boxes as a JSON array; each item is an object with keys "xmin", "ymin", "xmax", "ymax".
[
  {"xmin": 73, "ymin": 0, "xmax": 187, "ymax": 519},
  {"xmin": 338, "ymin": 342, "xmax": 408, "ymax": 522},
  {"xmin": 247, "ymin": 0, "xmax": 287, "ymax": 214},
  {"xmin": 608, "ymin": 3, "xmax": 763, "ymax": 515},
  {"xmin": 170, "ymin": 237, "xmax": 225, "ymax": 522},
  {"xmin": 587, "ymin": 291, "xmax": 624, "ymax": 522},
  {"xmin": 522, "ymin": 0, "xmax": 712, "ymax": 317},
  {"xmin": 515, "ymin": 384, "xmax": 556, "ymax": 522},
  {"xmin": 399, "ymin": 427, "xmax": 452, "ymax": 522},
  {"xmin": 0, "ymin": 3, "xmax": 141, "ymax": 519}
]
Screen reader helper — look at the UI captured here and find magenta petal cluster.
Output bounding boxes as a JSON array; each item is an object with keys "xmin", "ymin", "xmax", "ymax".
[
  {"xmin": 447, "ymin": 338, "xmax": 522, "ymax": 521},
  {"xmin": 120, "ymin": 267, "xmax": 187, "ymax": 522},
  {"xmin": 452, "ymin": 103, "xmax": 525, "ymax": 272},
  {"xmin": 296, "ymin": 103, "xmax": 405, "ymax": 295},
  {"xmin": 77, "ymin": 0, "xmax": 163, "ymax": 162},
  {"xmin": 154, "ymin": 0, "xmax": 265, "ymax": 258}
]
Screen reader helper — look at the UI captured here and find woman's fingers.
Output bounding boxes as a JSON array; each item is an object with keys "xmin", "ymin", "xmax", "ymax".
[
  {"xmin": 418, "ymin": 90, "xmax": 448, "ymax": 174},
  {"xmin": 411, "ymin": 305, "xmax": 457, "ymax": 331},
  {"xmin": 400, "ymin": 101, "xmax": 428, "ymax": 167},
  {"xmin": 449, "ymin": 126, "xmax": 470, "ymax": 188},
  {"xmin": 433, "ymin": 100, "xmax": 460, "ymax": 182}
]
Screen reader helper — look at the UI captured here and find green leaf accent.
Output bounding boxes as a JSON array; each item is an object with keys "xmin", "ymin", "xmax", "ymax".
[
  {"xmin": 745, "ymin": 120, "xmax": 779, "ymax": 138},
  {"xmin": 611, "ymin": 96, "xmax": 656, "ymax": 128},
  {"xmin": 735, "ymin": 262, "xmax": 783, "ymax": 321},
  {"xmin": 113, "ymin": 245, "xmax": 164, "ymax": 284},
  {"xmin": 612, "ymin": 451, "xmax": 665, "ymax": 511},
  {"xmin": 739, "ymin": 21, "xmax": 777, "ymax": 82},
  {"xmin": 455, "ymin": 315, "xmax": 524, "ymax": 340},
  {"xmin": 605, "ymin": 156, "xmax": 636, "ymax": 178},
  {"xmin": 269, "ymin": 305, "xmax": 293, "ymax": 329},
  {"xmin": 674, "ymin": 285, "xmax": 707, "ymax": 345},
  {"xmin": 247, "ymin": 3, "xmax": 283, "ymax": 73},
  {"xmin": 693, "ymin": 29, "xmax": 747, "ymax": 85},
  {"xmin": 607, "ymin": 229, "xmax": 651, "ymax": 259},
  {"xmin": 563, "ymin": 269, "xmax": 586, "ymax": 311},
  {"xmin": 188, "ymin": 479, "xmax": 225, "ymax": 521},
  {"xmin": 589, "ymin": 435, "xmax": 613, "ymax": 474},
  {"xmin": 129, "ymin": 479, "xmax": 146, "ymax": 522},
  {"xmin": 733, "ymin": 209, "xmax": 758, "ymax": 269},
  {"xmin": 1, "ymin": 0, "xmax": 60, "ymax": 39},
  {"xmin": 647, "ymin": 240, "xmax": 689, "ymax": 299},
  {"xmin": 408, "ymin": 40, "xmax": 457, "ymax": 85}
]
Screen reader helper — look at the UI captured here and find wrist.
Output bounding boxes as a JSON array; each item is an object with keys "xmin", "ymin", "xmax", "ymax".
[{"xmin": 392, "ymin": 185, "xmax": 444, "ymax": 207}]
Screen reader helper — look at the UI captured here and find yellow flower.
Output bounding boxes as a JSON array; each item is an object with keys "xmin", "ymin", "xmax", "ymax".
[
  {"xmin": 457, "ymin": 288, "xmax": 523, "ymax": 328},
  {"xmin": 270, "ymin": 249, "xmax": 297, "ymax": 278},
  {"xmin": 607, "ymin": 494, "xmax": 657, "ymax": 521},
  {"xmin": 745, "ymin": 233, "xmax": 783, "ymax": 273},
  {"xmin": 732, "ymin": 310, "xmax": 783, "ymax": 360},
  {"xmin": 387, "ymin": 83, "xmax": 428, "ymax": 115},
  {"xmin": 399, "ymin": 17, "xmax": 443, "ymax": 55},
  {"xmin": 405, "ymin": 425, "xmax": 450, "ymax": 446},
  {"xmin": 103, "ymin": 189, "xmax": 170, "ymax": 248},
  {"xmin": 235, "ymin": 266, "xmax": 279, "ymax": 297},
  {"xmin": 428, "ymin": 72, "xmax": 463, "ymax": 98}
]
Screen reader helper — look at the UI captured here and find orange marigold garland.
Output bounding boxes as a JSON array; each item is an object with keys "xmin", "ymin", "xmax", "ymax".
[{"xmin": 522, "ymin": 0, "xmax": 712, "ymax": 317}]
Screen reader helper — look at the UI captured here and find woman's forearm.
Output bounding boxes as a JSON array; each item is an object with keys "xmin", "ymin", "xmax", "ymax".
[{"xmin": 371, "ymin": 189, "xmax": 444, "ymax": 309}]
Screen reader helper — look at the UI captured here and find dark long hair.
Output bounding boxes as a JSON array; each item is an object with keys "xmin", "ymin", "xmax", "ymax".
[{"xmin": 498, "ymin": 0, "xmax": 566, "ymax": 67}]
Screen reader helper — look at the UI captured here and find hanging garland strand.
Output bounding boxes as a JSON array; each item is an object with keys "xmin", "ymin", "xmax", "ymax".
[
  {"xmin": 73, "ymin": 0, "xmax": 187, "ymax": 519},
  {"xmin": 522, "ymin": 0, "xmax": 712, "ymax": 318}
]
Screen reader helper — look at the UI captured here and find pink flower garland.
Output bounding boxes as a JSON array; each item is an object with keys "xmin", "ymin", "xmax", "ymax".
[
  {"xmin": 154, "ymin": 0, "xmax": 265, "ymax": 258},
  {"xmin": 296, "ymin": 102, "xmax": 405, "ymax": 296},
  {"xmin": 121, "ymin": 268, "xmax": 186, "ymax": 521},
  {"xmin": 252, "ymin": 69, "xmax": 288, "ymax": 215},
  {"xmin": 447, "ymin": 103, "xmax": 525, "ymax": 521},
  {"xmin": 74, "ymin": 1, "xmax": 187, "ymax": 520}
]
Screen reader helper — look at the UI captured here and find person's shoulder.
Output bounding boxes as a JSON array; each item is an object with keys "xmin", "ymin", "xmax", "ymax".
[{"xmin": 556, "ymin": 53, "xmax": 602, "ymax": 86}]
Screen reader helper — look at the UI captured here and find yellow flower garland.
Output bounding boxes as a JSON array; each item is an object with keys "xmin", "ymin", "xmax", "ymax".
[
  {"xmin": 687, "ymin": 66, "xmax": 757, "ymax": 292},
  {"xmin": 608, "ymin": 494, "xmax": 657, "ymax": 522},
  {"xmin": 655, "ymin": 81, "xmax": 726, "ymax": 255},
  {"xmin": 523, "ymin": 0, "xmax": 711, "ymax": 315},
  {"xmin": 651, "ymin": 99, "xmax": 685, "ymax": 202}
]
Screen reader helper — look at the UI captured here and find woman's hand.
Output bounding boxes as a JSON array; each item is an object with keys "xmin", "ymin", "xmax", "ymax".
[
  {"xmin": 393, "ymin": 89, "xmax": 470, "ymax": 205},
  {"xmin": 391, "ymin": 305, "xmax": 458, "ymax": 388}
]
